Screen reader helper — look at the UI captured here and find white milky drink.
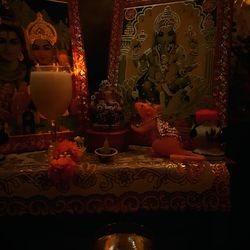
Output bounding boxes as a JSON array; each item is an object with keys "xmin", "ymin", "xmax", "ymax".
[{"xmin": 30, "ymin": 70, "xmax": 72, "ymax": 121}]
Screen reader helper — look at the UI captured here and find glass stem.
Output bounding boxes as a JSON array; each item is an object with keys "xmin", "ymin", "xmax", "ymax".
[
  {"xmin": 48, "ymin": 120, "xmax": 57, "ymax": 160},
  {"xmin": 51, "ymin": 119, "xmax": 57, "ymax": 144}
]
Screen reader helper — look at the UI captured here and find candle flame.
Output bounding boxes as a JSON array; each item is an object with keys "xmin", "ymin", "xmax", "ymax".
[
  {"xmin": 235, "ymin": 0, "xmax": 250, "ymax": 7},
  {"xmin": 101, "ymin": 138, "xmax": 110, "ymax": 154}
]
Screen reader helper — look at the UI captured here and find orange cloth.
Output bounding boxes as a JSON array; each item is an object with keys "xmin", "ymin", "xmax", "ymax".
[{"xmin": 131, "ymin": 102, "xmax": 205, "ymax": 161}]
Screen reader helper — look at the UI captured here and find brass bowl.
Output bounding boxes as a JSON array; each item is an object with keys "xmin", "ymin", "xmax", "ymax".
[
  {"xmin": 94, "ymin": 222, "xmax": 153, "ymax": 250},
  {"xmin": 94, "ymin": 233, "xmax": 153, "ymax": 250},
  {"xmin": 94, "ymin": 147, "xmax": 118, "ymax": 163}
]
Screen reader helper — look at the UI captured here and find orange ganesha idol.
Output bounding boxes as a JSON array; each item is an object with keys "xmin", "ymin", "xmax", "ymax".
[{"xmin": 131, "ymin": 102, "xmax": 205, "ymax": 161}]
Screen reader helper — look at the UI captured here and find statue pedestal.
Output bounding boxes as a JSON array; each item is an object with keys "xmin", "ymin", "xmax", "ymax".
[{"xmin": 85, "ymin": 128, "xmax": 129, "ymax": 152}]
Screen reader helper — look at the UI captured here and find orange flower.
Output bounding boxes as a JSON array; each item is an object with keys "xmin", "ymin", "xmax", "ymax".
[
  {"xmin": 52, "ymin": 140, "xmax": 82, "ymax": 162},
  {"xmin": 48, "ymin": 157, "xmax": 77, "ymax": 186}
]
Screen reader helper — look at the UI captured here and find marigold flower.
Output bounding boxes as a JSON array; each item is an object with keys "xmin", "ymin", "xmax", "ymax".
[
  {"xmin": 48, "ymin": 157, "xmax": 77, "ymax": 186},
  {"xmin": 52, "ymin": 140, "xmax": 82, "ymax": 162}
]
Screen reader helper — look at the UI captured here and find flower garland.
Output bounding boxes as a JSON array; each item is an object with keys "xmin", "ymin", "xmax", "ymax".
[
  {"xmin": 48, "ymin": 139, "xmax": 83, "ymax": 191},
  {"xmin": 51, "ymin": 140, "xmax": 82, "ymax": 162}
]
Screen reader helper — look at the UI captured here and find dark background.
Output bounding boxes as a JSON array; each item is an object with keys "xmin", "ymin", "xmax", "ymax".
[
  {"xmin": 27, "ymin": 0, "xmax": 68, "ymax": 23},
  {"xmin": 79, "ymin": 0, "xmax": 113, "ymax": 95}
]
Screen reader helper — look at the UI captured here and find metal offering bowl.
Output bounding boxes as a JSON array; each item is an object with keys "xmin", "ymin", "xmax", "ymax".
[{"xmin": 94, "ymin": 147, "xmax": 118, "ymax": 163}]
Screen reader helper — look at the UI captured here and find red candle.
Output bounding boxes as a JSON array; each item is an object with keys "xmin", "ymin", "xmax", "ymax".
[{"xmin": 195, "ymin": 109, "xmax": 218, "ymax": 124}]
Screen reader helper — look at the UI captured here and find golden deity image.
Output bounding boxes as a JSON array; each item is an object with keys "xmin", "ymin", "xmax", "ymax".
[
  {"xmin": 26, "ymin": 12, "xmax": 57, "ymax": 47},
  {"xmin": 89, "ymin": 80, "xmax": 124, "ymax": 130},
  {"xmin": 26, "ymin": 12, "xmax": 58, "ymax": 65},
  {"xmin": 118, "ymin": 2, "xmax": 216, "ymax": 122}
]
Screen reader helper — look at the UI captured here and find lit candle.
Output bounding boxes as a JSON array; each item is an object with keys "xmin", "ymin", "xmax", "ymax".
[{"xmin": 101, "ymin": 138, "xmax": 110, "ymax": 154}]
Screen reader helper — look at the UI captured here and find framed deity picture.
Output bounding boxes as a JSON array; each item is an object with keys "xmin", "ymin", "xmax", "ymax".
[
  {"xmin": 107, "ymin": 0, "xmax": 233, "ymax": 133},
  {"xmin": 0, "ymin": 0, "xmax": 89, "ymax": 153}
]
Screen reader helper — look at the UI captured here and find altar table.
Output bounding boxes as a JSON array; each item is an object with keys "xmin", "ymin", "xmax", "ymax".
[{"xmin": 0, "ymin": 146, "xmax": 230, "ymax": 216}]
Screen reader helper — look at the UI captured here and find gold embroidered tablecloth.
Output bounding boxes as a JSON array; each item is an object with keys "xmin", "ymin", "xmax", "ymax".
[{"xmin": 0, "ymin": 146, "xmax": 230, "ymax": 215}]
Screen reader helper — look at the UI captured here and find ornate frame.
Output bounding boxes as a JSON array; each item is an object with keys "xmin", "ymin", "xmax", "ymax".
[
  {"xmin": 1, "ymin": 0, "xmax": 89, "ymax": 154},
  {"xmin": 107, "ymin": 0, "xmax": 233, "ymax": 128}
]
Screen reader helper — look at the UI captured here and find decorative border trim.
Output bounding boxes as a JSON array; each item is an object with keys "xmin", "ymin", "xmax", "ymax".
[
  {"xmin": 0, "ymin": 162, "xmax": 230, "ymax": 216},
  {"xmin": 0, "ymin": 189, "xmax": 230, "ymax": 216}
]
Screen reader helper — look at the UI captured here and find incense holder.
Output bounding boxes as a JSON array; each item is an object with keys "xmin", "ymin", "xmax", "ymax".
[{"xmin": 94, "ymin": 147, "xmax": 118, "ymax": 163}]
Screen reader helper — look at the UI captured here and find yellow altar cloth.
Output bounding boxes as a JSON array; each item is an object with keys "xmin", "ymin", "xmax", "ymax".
[{"xmin": 0, "ymin": 146, "xmax": 230, "ymax": 216}]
